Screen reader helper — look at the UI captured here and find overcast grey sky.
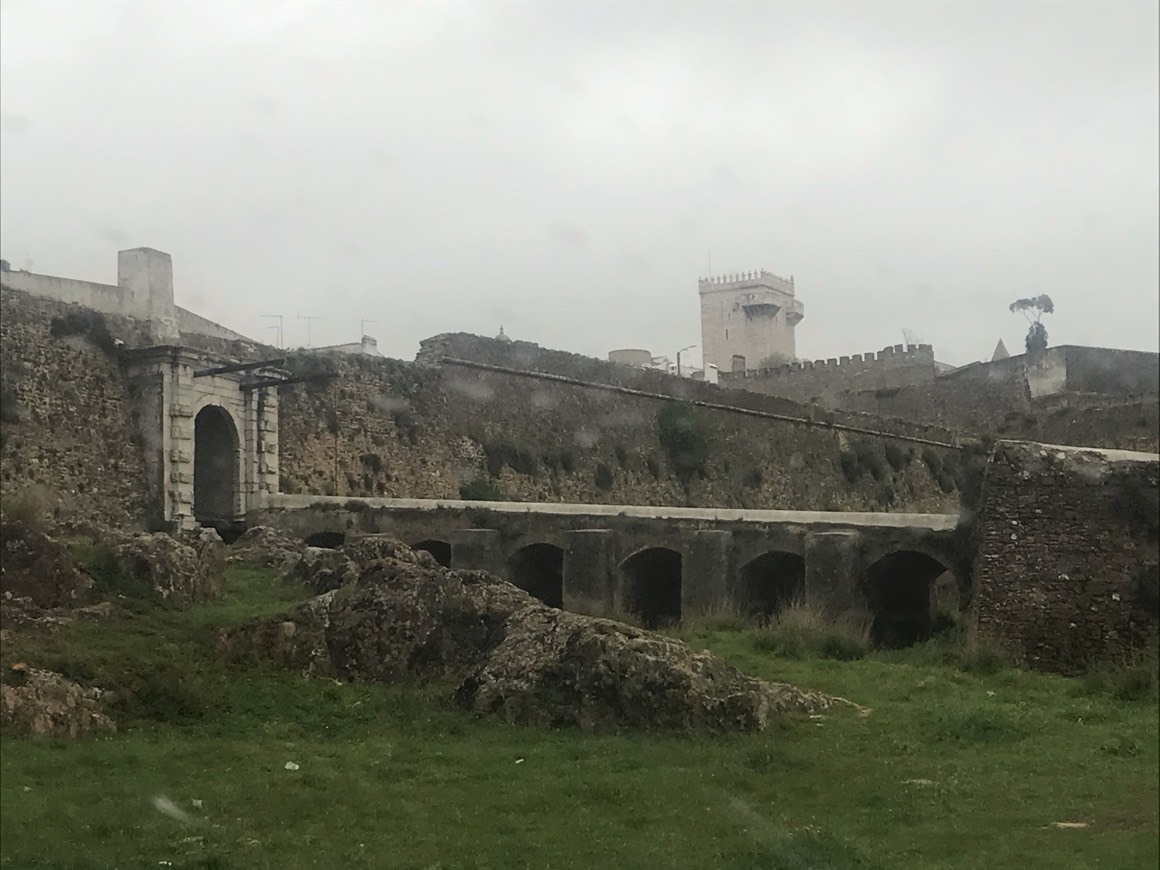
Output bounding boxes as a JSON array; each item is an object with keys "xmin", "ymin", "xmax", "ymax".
[{"xmin": 2, "ymin": 0, "xmax": 1157, "ymax": 367}]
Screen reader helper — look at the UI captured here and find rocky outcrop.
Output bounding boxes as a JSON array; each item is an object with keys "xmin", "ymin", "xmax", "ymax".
[
  {"xmin": 0, "ymin": 665, "xmax": 116, "ymax": 737},
  {"xmin": 220, "ymin": 538, "xmax": 844, "ymax": 733},
  {"xmin": 0, "ymin": 519, "xmax": 100, "ymax": 610},
  {"xmin": 228, "ymin": 525, "xmax": 307, "ymax": 573},
  {"xmin": 457, "ymin": 608, "xmax": 841, "ymax": 732},
  {"xmin": 112, "ymin": 532, "xmax": 220, "ymax": 607}
]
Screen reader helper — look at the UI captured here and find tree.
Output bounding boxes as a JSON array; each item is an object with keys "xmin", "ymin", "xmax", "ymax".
[
  {"xmin": 0, "ymin": 259, "xmax": 9, "ymax": 272},
  {"xmin": 1009, "ymin": 294, "xmax": 1054, "ymax": 353}
]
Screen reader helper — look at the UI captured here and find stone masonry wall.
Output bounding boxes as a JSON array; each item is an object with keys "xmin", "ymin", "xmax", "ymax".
[
  {"xmin": 969, "ymin": 440, "xmax": 1159, "ymax": 674},
  {"xmin": 277, "ymin": 351, "xmax": 966, "ymax": 513},
  {"xmin": 0, "ymin": 288, "xmax": 152, "ymax": 528}
]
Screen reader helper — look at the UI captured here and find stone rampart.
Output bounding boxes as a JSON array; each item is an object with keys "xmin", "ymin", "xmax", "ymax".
[
  {"xmin": 277, "ymin": 347, "xmax": 967, "ymax": 514},
  {"xmin": 0, "ymin": 289, "xmax": 152, "ymax": 528},
  {"xmin": 969, "ymin": 440, "xmax": 1159, "ymax": 674},
  {"xmin": 719, "ymin": 344, "xmax": 937, "ymax": 403}
]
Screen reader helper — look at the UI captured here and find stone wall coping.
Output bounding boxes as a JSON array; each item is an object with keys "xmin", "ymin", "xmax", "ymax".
[
  {"xmin": 262, "ymin": 494, "xmax": 960, "ymax": 530},
  {"xmin": 996, "ymin": 439, "xmax": 1159, "ymax": 463}
]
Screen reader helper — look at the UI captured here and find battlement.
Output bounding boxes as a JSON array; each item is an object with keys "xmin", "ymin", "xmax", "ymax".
[
  {"xmin": 698, "ymin": 269, "xmax": 795, "ymax": 295},
  {"xmin": 722, "ymin": 343, "xmax": 936, "ymax": 385}
]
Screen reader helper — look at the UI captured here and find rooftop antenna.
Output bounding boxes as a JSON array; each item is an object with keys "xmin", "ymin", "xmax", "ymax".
[
  {"xmin": 297, "ymin": 314, "xmax": 327, "ymax": 348},
  {"xmin": 261, "ymin": 314, "xmax": 284, "ymax": 348}
]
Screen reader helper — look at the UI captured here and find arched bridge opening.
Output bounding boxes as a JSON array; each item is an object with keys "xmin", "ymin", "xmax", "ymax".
[
  {"xmin": 620, "ymin": 547, "xmax": 682, "ymax": 629},
  {"xmin": 509, "ymin": 543, "xmax": 564, "ymax": 608},
  {"xmin": 305, "ymin": 531, "xmax": 345, "ymax": 549},
  {"xmin": 194, "ymin": 405, "xmax": 239, "ymax": 528},
  {"xmin": 740, "ymin": 551, "xmax": 805, "ymax": 622},
  {"xmin": 863, "ymin": 550, "xmax": 950, "ymax": 648},
  {"xmin": 412, "ymin": 539, "xmax": 452, "ymax": 568}
]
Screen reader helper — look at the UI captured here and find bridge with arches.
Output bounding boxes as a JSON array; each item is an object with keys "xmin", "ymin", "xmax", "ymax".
[{"xmin": 250, "ymin": 495, "xmax": 968, "ymax": 646}]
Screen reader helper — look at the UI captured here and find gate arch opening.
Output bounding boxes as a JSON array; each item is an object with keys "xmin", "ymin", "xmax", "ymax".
[
  {"xmin": 509, "ymin": 543, "xmax": 564, "ymax": 608},
  {"xmin": 194, "ymin": 405, "xmax": 240, "ymax": 525},
  {"xmin": 412, "ymin": 539, "xmax": 452, "ymax": 567},
  {"xmin": 740, "ymin": 551, "xmax": 805, "ymax": 621},
  {"xmin": 862, "ymin": 550, "xmax": 949, "ymax": 648},
  {"xmin": 620, "ymin": 547, "xmax": 682, "ymax": 628}
]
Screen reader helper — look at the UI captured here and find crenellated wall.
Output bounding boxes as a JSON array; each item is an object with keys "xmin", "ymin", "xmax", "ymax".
[{"xmin": 720, "ymin": 343, "xmax": 937, "ymax": 401}]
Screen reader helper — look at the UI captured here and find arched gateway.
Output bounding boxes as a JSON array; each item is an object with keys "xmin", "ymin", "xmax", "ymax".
[{"xmin": 121, "ymin": 347, "xmax": 288, "ymax": 531}]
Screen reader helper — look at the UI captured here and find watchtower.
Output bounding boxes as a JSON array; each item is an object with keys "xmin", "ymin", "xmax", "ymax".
[{"xmin": 698, "ymin": 270, "xmax": 804, "ymax": 373}]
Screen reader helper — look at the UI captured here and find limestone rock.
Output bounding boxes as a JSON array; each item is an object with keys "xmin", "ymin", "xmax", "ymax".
[
  {"xmin": 457, "ymin": 607, "xmax": 841, "ymax": 733},
  {"xmin": 228, "ymin": 525, "xmax": 306, "ymax": 573},
  {"xmin": 113, "ymin": 532, "xmax": 220, "ymax": 606},
  {"xmin": 285, "ymin": 546, "xmax": 359, "ymax": 595},
  {"xmin": 0, "ymin": 519, "xmax": 100, "ymax": 610},
  {"xmin": 0, "ymin": 666, "xmax": 116, "ymax": 738},
  {"xmin": 221, "ymin": 540, "xmax": 841, "ymax": 734}
]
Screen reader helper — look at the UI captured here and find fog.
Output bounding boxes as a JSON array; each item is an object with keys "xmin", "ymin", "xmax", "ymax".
[{"xmin": 2, "ymin": 0, "xmax": 1157, "ymax": 367}]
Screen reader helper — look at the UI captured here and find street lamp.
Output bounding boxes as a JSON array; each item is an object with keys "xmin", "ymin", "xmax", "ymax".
[{"xmin": 676, "ymin": 344, "xmax": 697, "ymax": 378}]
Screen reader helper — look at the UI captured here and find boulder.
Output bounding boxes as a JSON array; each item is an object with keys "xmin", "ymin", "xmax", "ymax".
[
  {"xmin": 457, "ymin": 607, "xmax": 842, "ymax": 733},
  {"xmin": 0, "ymin": 665, "xmax": 116, "ymax": 738},
  {"xmin": 228, "ymin": 525, "xmax": 306, "ymax": 573},
  {"xmin": 281, "ymin": 535, "xmax": 445, "ymax": 595},
  {"xmin": 220, "ymin": 540, "xmax": 844, "ymax": 734},
  {"xmin": 284, "ymin": 547, "xmax": 359, "ymax": 595},
  {"xmin": 0, "ymin": 519, "xmax": 100, "ymax": 610},
  {"xmin": 112, "ymin": 532, "xmax": 220, "ymax": 606}
]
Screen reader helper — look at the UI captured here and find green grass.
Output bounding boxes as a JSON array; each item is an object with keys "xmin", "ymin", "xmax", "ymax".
[{"xmin": 2, "ymin": 562, "xmax": 1158, "ymax": 869}]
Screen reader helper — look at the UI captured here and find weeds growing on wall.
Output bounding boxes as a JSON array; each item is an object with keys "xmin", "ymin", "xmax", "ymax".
[
  {"xmin": 0, "ymin": 381, "xmax": 19, "ymax": 424},
  {"xmin": 48, "ymin": 310, "xmax": 118, "ymax": 354},
  {"xmin": 483, "ymin": 441, "xmax": 538, "ymax": 478},
  {"xmin": 459, "ymin": 478, "xmax": 508, "ymax": 501},
  {"xmin": 593, "ymin": 463, "xmax": 615, "ymax": 491},
  {"xmin": 657, "ymin": 402, "xmax": 710, "ymax": 486}
]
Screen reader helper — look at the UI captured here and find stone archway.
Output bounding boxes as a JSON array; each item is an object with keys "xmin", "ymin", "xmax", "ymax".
[
  {"xmin": 620, "ymin": 547, "xmax": 682, "ymax": 628},
  {"xmin": 739, "ymin": 551, "xmax": 805, "ymax": 621},
  {"xmin": 412, "ymin": 539, "xmax": 452, "ymax": 567},
  {"xmin": 862, "ymin": 550, "xmax": 949, "ymax": 648},
  {"xmin": 194, "ymin": 405, "xmax": 240, "ymax": 524},
  {"xmin": 509, "ymin": 543, "xmax": 564, "ymax": 608}
]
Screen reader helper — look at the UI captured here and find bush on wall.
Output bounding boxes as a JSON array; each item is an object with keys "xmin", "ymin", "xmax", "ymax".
[{"xmin": 657, "ymin": 402, "xmax": 710, "ymax": 486}]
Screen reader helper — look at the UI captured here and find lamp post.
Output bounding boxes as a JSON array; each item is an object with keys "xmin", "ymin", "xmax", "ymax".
[{"xmin": 676, "ymin": 344, "xmax": 697, "ymax": 378}]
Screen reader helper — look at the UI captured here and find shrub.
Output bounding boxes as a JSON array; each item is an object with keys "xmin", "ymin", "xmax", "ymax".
[
  {"xmin": 484, "ymin": 441, "xmax": 538, "ymax": 478},
  {"xmin": 657, "ymin": 402, "xmax": 710, "ymax": 485},
  {"xmin": 1, "ymin": 486, "xmax": 53, "ymax": 531},
  {"xmin": 751, "ymin": 598, "xmax": 871, "ymax": 661},
  {"xmin": 593, "ymin": 463, "xmax": 614, "ymax": 491},
  {"xmin": 360, "ymin": 452, "xmax": 383, "ymax": 473},
  {"xmin": 884, "ymin": 442, "xmax": 910, "ymax": 471},
  {"xmin": 742, "ymin": 467, "xmax": 763, "ymax": 489},
  {"xmin": 0, "ymin": 381, "xmax": 19, "ymax": 424},
  {"xmin": 853, "ymin": 442, "xmax": 887, "ymax": 481},
  {"xmin": 614, "ymin": 445, "xmax": 628, "ymax": 468},
  {"xmin": 49, "ymin": 310, "xmax": 118, "ymax": 354},
  {"xmin": 839, "ymin": 451, "xmax": 862, "ymax": 484},
  {"xmin": 960, "ymin": 642, "xmax": 1011, "ymax": 676},
  {"xmin": 459, "ymin": 478, "xmax": 507, "ymax": 501},
  {"xmin": 645, "ymin": 455, "xmax": 661, "ymax": 479},
  {"xmin": 920, "ymin": 446, "xmax": 943, "ymax": 476}
]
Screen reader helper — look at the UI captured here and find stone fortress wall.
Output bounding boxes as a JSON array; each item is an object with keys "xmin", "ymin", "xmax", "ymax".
[
  {"xmin": 277, "ymin": 337, "xmax": 967, "ymax": 515},
  {"xmin": 721, "ymin": 343, "xmax": 938, "ymax": 397},
  {"xmin": 971, "ymin": 440, "xmax": 1159, "ymax": 674},
  {"xmin": 1, "ymin": 250, "xmax": 257, "ymax": 348}
]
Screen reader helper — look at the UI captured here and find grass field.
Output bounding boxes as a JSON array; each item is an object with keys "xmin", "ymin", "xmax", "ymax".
[{"xmin": 1, "ymin": 561, "xmax": 1157, "ymax": 869}]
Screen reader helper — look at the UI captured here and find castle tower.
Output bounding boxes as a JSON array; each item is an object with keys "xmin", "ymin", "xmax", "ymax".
[{"xmin": 698, "ymin": 270, "xmax": 804, "ymax": 372}]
